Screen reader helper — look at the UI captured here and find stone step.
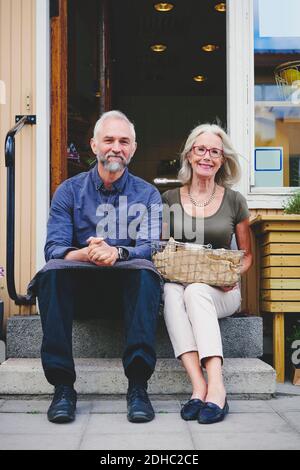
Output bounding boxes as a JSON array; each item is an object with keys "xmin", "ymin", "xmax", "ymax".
[
  {"xmin": 6, "ymin": 315, "xmax": 263, "ymax": 359},
  {"xmin": 0, "ymin": 358, "xmax": 276, "ymax": 397}
]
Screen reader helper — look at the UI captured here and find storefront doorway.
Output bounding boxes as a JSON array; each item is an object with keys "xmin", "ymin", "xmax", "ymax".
[{"xmin": 51, "ymin": 0, "xmax": 227, "ymax": 194}]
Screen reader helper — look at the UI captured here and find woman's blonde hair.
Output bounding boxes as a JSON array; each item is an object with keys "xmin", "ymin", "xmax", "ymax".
[{"xmin": 178, "ymin": 123, "xmax": 241, "ymax": 187}]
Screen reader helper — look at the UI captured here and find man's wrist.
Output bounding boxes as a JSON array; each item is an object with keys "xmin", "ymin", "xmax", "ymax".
[{"xmin": 65, "ymin": 248, "xmax": 89, "ymax": 262}]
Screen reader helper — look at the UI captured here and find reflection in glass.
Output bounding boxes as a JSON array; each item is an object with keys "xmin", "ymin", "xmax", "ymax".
[
  {"xmin": 67, "ymin": 0, "xmax": 102, "ymax": 178},
  {"xmin": 254, "ymin": 0, "xmax": 300, "ymax": 188}
]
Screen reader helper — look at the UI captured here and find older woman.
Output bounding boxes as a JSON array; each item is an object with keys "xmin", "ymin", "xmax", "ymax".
[{"xmin": 162, "ymin": 124, "xmax": 252, "ymax": 424}]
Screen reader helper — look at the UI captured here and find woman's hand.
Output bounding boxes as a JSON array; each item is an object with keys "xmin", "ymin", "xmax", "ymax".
[
  {"xmin": 235, "ymin": 218, "xmax": 253, "ymax": 275},
  {"xmin": 216, "ymin": 218, "xmax": 253, "ymax": 292},
  {"xmin": 217, "ymin": 284, "xmax": 239, "ymax": 292}
]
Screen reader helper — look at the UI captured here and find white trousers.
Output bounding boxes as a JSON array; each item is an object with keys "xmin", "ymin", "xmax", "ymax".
[{"xmin": 163, "ymin": 282, "xmax": 242, "ymax": 364}]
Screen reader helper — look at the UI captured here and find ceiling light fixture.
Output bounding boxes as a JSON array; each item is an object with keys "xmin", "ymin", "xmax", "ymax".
[
  {"xmin": 150, "ymin": 44, "xmax": 167, "ymax": 52},
  {"xmin": 193, "ymin": 75, "xmax": 206, "ymax": 82},
  {"xmin": 154, "ymin": 3, "xmax": 174, "ymax": 12},
  {"xmin": 214, "ymin": 2, "xmax": 226, "ymax": 12},
  {"xmin": 202, "ymin": 44, "xmax": 220, "ymax": 52}
]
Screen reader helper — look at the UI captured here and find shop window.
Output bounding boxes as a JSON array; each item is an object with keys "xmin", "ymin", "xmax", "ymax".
[{"xmin": 253, "ymin": 0, "xmax": 300, "ymax": 189}]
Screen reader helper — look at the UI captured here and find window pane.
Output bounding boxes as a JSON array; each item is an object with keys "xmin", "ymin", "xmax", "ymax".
[{"xmin": 254, "ymin": 0, "xmax": 300, "ymax": 188}]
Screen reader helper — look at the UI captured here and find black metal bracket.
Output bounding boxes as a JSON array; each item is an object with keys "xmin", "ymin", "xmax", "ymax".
[
  {"xmin": 5, "ymin": 116, "xmax": 37, "ymax": 168},
  {"xmin": 15, "ymin": 115, "xmax": 36, "ymax": 125}
]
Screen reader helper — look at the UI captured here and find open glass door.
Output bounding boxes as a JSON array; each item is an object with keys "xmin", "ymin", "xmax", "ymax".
[
  {"xmin": 67, "ymin": 0, "xmax": 111, "ymax": 179},
  {"xmin": 50, "ymin": 0, "xmax": 110, "ymax": 194},
  {"xmin": 50, "ymin": 0, "xmax": 68, "ymax": 195}
]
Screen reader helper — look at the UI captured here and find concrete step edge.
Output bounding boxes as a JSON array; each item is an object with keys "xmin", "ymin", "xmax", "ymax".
[{"xmin": 0, "ymin": 358, "xmax": 276, "ymax": 396}]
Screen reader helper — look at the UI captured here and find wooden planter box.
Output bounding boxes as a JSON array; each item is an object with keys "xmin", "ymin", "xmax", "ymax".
[{"xmin": 250, "ymin": 215, "xmax": 300, "ymax": 383}]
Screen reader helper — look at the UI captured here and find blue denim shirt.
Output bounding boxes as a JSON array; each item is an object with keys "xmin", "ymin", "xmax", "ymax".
[{"xmin": 45, "ymin": 165, "xmax": 162, "ymax": 262}]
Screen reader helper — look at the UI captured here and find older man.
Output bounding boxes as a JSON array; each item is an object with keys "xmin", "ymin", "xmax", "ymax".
[{"xmin": 38, "ymin": 111, "xmax": 162, "ymax": 424}]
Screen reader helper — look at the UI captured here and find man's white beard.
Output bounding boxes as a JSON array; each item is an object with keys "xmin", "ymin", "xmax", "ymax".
[
  {"xmin": 97, "ymin": 154, "xmax": 130, "ymax": 173},
  {"xmin": 103, "ymin": 160, "xmax": 124, "ymax": 173}
]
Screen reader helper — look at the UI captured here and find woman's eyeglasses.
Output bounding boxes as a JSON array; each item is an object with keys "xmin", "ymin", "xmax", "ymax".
[{"xmin": 191, "ymin": 145, "xmax": 224, "ymax": 159}]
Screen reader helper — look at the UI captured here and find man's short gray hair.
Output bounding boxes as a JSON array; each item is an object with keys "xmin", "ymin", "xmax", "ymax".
[
  {"xmin": 178, "ymin": 123, "xmax": 241, "ymax": 187},
  {"xmin": 93, "ymin": 110, "xmax": 136, "ymax": 141}
]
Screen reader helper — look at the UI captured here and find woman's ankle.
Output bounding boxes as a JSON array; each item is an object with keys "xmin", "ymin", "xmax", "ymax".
[
  {"xmin": 191, "ymin": 385, "xmax": 207, "ymax": 401},
  {"xmin": 205, "ymin": 383, "xmax": 226, "ymax": 408}
]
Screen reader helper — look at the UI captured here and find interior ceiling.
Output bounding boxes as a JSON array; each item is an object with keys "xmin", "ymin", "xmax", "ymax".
[{"xmin": 109, "ymin": 0, "xmax": 227, "ymax": 97}]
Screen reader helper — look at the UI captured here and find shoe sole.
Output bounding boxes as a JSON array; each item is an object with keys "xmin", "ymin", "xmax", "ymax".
[
  {"xmin": 198, "ymin": 414, "xmax": 226, "ymax": 424},
  {"xmin": 198, "ymin": 404, "xmax": 229, "ymax": 425},
  {"xmin": 47, "ymin": 412, "xmax": 75, "ymax": 423},
  {"xmin": 181, "ymin": 415, "xmax": 199, "ymax": 421},
  {"xmin": 127, "ymin": 412, "xmax": 154, "ymax": 423}
]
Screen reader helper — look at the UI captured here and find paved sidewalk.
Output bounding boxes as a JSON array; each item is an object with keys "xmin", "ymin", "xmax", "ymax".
[{"xmin": 0, "ymin": 391, "xmax": 300, "ymax": 450}]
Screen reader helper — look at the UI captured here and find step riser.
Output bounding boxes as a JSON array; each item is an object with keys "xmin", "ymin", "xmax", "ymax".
[
  {"xmin": 6, "ymin": 315, "xmax": 263, "ymax": 359},
  {"xmin": 0, "ymin": 358, "xmax": 276, "ymax": 397}
]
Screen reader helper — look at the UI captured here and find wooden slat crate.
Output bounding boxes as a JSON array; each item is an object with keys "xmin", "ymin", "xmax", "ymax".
[
  {"xmin": 262, "ymin": 244, "xmax": 300, "ymax": 255},
  {"xmin": 261, "ymin": 279, "xmax": 300, "ymax": 290},
  {"xmin": 261, "ymin": 255, "xmax": 300, "ymax": 267},
  {"xmin": 250, "ymin": 215, "xmax": 300, "ymax": 383},
  {"xmin": 262, "ymin": 267, "xmax": 300, "ymax": 278},
  {"xmin": 262, "ymin": 232, "xmax": 300, "ymax": 244}
]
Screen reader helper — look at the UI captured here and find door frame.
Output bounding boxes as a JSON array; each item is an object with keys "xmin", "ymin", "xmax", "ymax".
[{"xmin": 36, "ymin": 0, "xmax": 50, "ymax": 271}]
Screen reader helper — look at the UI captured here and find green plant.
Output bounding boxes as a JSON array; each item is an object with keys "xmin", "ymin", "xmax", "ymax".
[{"xmin": 283, "ymin": 191, "xmax": 300, "ymax": 214}]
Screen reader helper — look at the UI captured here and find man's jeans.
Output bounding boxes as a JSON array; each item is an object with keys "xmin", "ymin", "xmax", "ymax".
[{"xmin": 36, "ymin": 268, "xmax": 161, "ymax": 386}]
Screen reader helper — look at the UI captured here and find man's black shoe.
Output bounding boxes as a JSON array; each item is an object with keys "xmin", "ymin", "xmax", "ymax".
[
  {"xmin": 47, "ymin": 385, "xmax": 77, "ymax": 423},
  {"xmin": 127, "ymin": 386, "xmax": 155, "ymax": 423}
]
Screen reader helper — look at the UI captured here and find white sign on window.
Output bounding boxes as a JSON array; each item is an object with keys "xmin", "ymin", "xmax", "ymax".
[{"xmin": 254, "ymin": 147, "xmax": 283, "ymax": 187}]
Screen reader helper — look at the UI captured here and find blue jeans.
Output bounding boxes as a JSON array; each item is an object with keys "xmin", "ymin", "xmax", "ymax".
[{"xmin": 37, "ymin": 268, "xmax": 161, "ymax": 386}]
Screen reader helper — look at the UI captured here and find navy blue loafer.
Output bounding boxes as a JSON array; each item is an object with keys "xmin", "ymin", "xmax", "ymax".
[
  {"xmin": 197, "ymin": 399, "xmax": 229, "ymax": 424},
  {"xmin": 180, "ymin": 399, "xmax": 204, "ymax": 421}
]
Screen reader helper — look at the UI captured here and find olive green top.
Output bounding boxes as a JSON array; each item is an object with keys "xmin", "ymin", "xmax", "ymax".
[{"xmin": 162, "ymin": 187, "xmax": 250, "ymax": 249}]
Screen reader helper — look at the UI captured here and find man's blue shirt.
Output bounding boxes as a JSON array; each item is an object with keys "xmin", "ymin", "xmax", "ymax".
[{"xmin": 45, "ymin": 165, "xmax": 162, "ymax": 262}]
